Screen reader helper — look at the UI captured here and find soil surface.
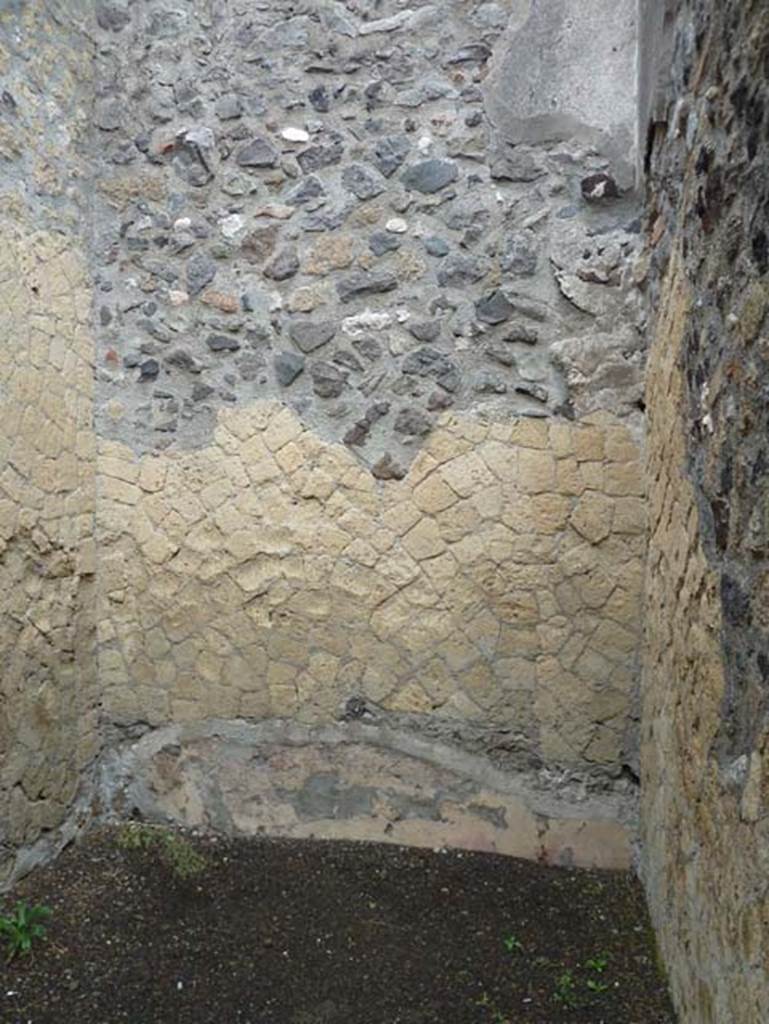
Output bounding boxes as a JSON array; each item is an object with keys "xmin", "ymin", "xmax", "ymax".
[{"xmin": 1, "ymin": 828, "xmax": 676, "ymax": 1024}]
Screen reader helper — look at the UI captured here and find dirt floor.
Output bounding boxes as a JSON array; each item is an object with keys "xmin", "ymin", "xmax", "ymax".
[{"xmin": 0, "ymin": 827, "xmax": 676, "ymax": 1024}]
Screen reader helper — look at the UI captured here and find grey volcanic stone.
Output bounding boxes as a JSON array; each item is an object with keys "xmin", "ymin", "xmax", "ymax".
[
  {"xmin": 308, "ymin": 85, "xmax": 330, "ymax": 112},
  {"xmin": 207, "ymin": 334, "xmax": 241, "ymax": 353},
  {"xmin": 394, "ymin": 406, "xmax": 431, "ymax": 436},
  {"xmin": 215, "ymin": 94, "xmax": 242, "ymax": 120},
  {"xmin": 369, "ymin": 231, "xmax": 401, "ymax": 256},
  {"xmin": 237, "ymin": 137, "xmax": 278, "ymax": 167},
  {"xmin": 515, "ymin": 381, "xmax": 549, "ymax": 403},
  {"xmin": 311, "ymin": 361, "xmax": 347, "ymax": 398},
  {"xmin": 297, "ymin": 133, "xmax": 344, "ymax": 173},
  {"xmin": 289, "ymin": 321, "xmax": 337, "ymax": 353},
  {"xmin": 424, "ymin": 236, "xmax": 450, "ymax": 257},
  {"xmin": 186, "ymin": 254, "xmax": 216, "ymax": 295},
  {"xmin": 401, "ymin": 159, "xmax": 458, "ymax": 194},
  {"xmin": 437, "ymin": 254, "xmax": 487, "ymax": 287},
  {"xmin": 408, "ymin": 321, "xmax": 441, "ymax": 343},
  {"xmin": 337, "ymin": 272, "xmax": 398, "ymax": 304},
  {"xmin": 342, "ymin": 164, "xmax": 385, "ymax": 200},
  {"xmin": 372, "ymin": 135, "xmax": 410, "ymax": 177},
  {"xmin": 402, "ymin": 347, "xmax": 459, "ymax": 392},
  {"xmin": 286, "ymin": 176, "xmax": 325, "ymax": 206},
  {"xmin": 264, "ymin": 248, "xmax": 300, "ymax": 281},
  {"xmin": 96, "ymin": 2, "xmax": 131, "ymax": 31},
  {"xmin": 476, "ymin": 291, "xmax": 515, "ymax": 325},
  {"xmin": 274, "ymin": 351, "xmax": 305, "ymax": 386},
  {"xmin": 139, "ymin": 358, "xmax": 159, "ymax": 380},
  {"xmin": 504, "ymin": 324, "xmax": 540, "ymax": 345},
  {"xmin": 581, "ymin": 172, "xmax": 621, "ymax": 201},
  {"xmin": 501, "ymin": 233, "xmax": 539, "ymax": 277}
]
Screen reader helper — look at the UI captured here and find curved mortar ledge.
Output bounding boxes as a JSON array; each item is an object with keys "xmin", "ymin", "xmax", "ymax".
[{"xmin": 99, "ymin": 719, "xmax": 635, "ymax": 870}]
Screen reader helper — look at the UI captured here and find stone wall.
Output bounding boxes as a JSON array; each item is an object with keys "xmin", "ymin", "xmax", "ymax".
[
  {"xmin": 1, "ymin": 0, "xmax": 647, "ymax": 875},
  {"xmin": 87, "ymin": 0, "xmax": 646, "ymax": 855},
  {"xmin": 641, "ymin": 1, "xmax": 769, "ymax": 1020},
  {"xmin": 0, "ymin": 2, "xmax": 100, "ymax": 885}
]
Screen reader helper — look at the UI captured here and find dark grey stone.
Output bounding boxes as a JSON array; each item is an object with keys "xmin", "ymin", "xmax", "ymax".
[
  {"xmin": 192, "ymin": 382, "xmax": 215, "ymax": 402},
  {"xmin": 473, "ymin": 372, "xmax": 507, "ymax": 394},
  {"xmin": 581, "ymin": 173, "xmax": 621, "ymax": 201},
  {"xmin": 286, "ymin": 175, "xmax": 326, "ymax": 206},
  {"xmin": 237, "ymin": 137, "xmax": 278, "ymax": 168},
  {"xmin": 206, "ymin": 333, "xmax": 241, "ymax": 352},
  {"xmin": 476, "ymin": 290, "xmax": 515, "ymax": 325},
  {"xmin": 437, "ymin": 254, "xmax": 488, "ymax": 287},
  {"xmin": 351, "ymin": 337, "xmax": 382, "ymax": 362},
  {"xmin": 96, "ymin": 2, "xmax": 131, "ymax": 31},
  {"xmin": 311, "ymin": 361, "xmax": 347, "ymax": 398},
  {"xmin": 297, "ymin": 133, "xmax": 344, "ymax": 173},
  {"xmin": 394, "ymin": 406, "xmax": 431, "ymax": 436},
  {"xmin": 138, "ymin": 359, "xmax": 159, "ymax": 380},
  {"xmin": 402, "ymin": 347, "xmax": 459, "ymax": 392},
  {"xmin": 503, "ymin": 324, "xmax": 540, "ymax": 345},
  {"xmin": 264, "ymin": 248, "xmax": 300, "ymax": 281},
  {"xmin": 372, "ymin": 135, "xmax": 410, "ymax": 178},
  {"xmin": 401, "ymin": 159, "xmax": 459, "ymax": 194},
  {"xmin": 515, "ymin": 382, "xmax": 549, "ymax": 403},
  {"xmin": 487, "ymin": 346, "xmax": 517, "ymax": 368},
  {"xmin": 501, "ymin": 233, "xmax": 539, "ymax": 277},
  {"xmin": 274, "ymin": 351, "xmax": 305, "ymax": 386},
  {"xmin": 308, "ymin": 85, "xmax": 330, "ymax": 113},
  {"xmin": 408, "ymin": 321, "xmax": 441, "ymax": 343},
  {"xmin": 424, "ymin": 236, "xmax": 450, "ymax": 257},
  {"xmin": 446, "ymin": 43, "xmax": 491, "ymax": 64},
  {"xmin": 369, "ymin": 231, "xmax": 401, "ymax": 256},
  {"xmin": 186, "ymin": 254, "xmax": 216, "ymax": 295},
  {"xmin": 342, "ymin": 163, "xmax": 385, "ymax": 200},
  {"xmin": 289, "ymin": 321, "xmax": 337, "ymax": 353},
  {"xmin": 337, "ymin": 272, "xmax": 398, "ymax": 304},
  {"xmin": 166, "ymin": 349, "xmax": 202, "ymax": 374}
]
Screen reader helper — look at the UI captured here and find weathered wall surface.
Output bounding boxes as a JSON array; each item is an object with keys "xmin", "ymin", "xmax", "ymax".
[
  {"xmin": 90, "ymin": 0, "xmax": 645, "ymax": 831},
  {"xmin": 642, "ymin": 1, "xmax": 769, "ymax": 1020},
  {"xmin": 97, "ymin": 402, "xmax": 644, "ymax": 863},
  {"xmin": 0, "ymin": 2, "xmax": 100, "ymax": 884},
  {"xmin": 1, "ymin": 0, "xmax": 646, "ymax": 874}
]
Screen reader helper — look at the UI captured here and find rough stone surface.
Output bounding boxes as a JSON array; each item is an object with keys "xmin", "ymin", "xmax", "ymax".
[
  {"xmin": 102, "ymin": 720, "xmax": 634, "ymax": 870},
  {"xmin": 84, "ymin": 0, "xmax": 644, "ymax": 471},
  {"xmin": 0, "ymin": 0, "xmax": 647, "ymax": 889},
  {"xmin": 0, "ymin": 2, "xmax": 101, "ymax": 887},
  {"xmin": 641, "ymin": 3, "xmax": 769, "ymax": 1022}
]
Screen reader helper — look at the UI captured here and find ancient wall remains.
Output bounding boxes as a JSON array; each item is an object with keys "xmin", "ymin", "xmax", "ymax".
[
  {"xmin": 1, "ymin": 0, "xmax": 646, "ymax": 875},
  {"xmin": 641, "ymin": 1, "xmax": 769, "ymax": 1020},
  {"xmin": 88, "ymin": 0, "xmax": 645, "ymax": 858},
  {"xmin": 0, "ymin": 2, "xmax": 100, "ymax": 885}
]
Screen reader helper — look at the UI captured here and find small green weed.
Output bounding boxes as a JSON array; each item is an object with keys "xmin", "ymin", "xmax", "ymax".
[
  {"xmin": 586, "ymin": 978, "xmax": 610, "ymax": 993},
  {"xmin": 585, "ymin": 953, "xmax": 609, "ymax": 973},
  {"xmin": 554, "ymin": 969, "xmax": 579, "ymax": 1008},
  {"xmin": 115, "ymin": 823, "xmax": 208, "ymax": 880},
  {"xmin": 474, "ymin": 991, "xmax": 511, "ymax": 1024},
  {"xmin": 502, "ymin": 933, "xmax": 523, "ymax": 954},
  {"xmin": 0, "ymin": 902, "xmax": 52, "ymax": 961}
]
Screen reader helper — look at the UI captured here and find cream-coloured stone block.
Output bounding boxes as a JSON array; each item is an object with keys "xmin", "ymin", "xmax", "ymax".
[
  {"xmin": 517, "ymin": 448, "xmax": 556, "ymax": 493},
  {"xmin": 413, "ymin": 472, "xmax": 458, "ymax": 514},
  {"xmin": 401, "ymin": 517, "xmax": 446, "ymax": 560},
  {"xmin": 569, "ymin": 491, "xmax": 614, "ymax": 544},
  {"xmin": 440, "ymin": 451, "xmax": 495, "ymax": 497}
]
